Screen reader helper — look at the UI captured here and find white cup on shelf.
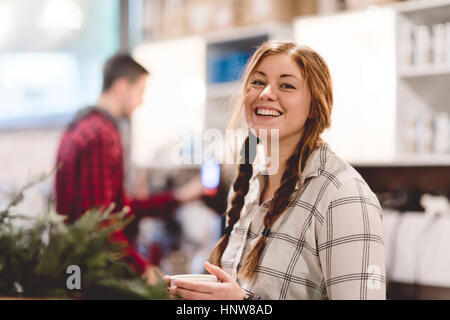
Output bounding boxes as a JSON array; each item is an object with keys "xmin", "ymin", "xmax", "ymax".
[
  {"xmin": 432, "ymin": 24, "xmax": 446, "ymax": 65},
  {"xmin": 433, "ymin": 111, "xmax": 448, "ymax": 154},
  {"xmin": 445, "ymin": 23, "xmax": 450, "ymax": 65},
  {"xmin": 413, "ymin": 25, "xmax": 431, "ymax": 66}
]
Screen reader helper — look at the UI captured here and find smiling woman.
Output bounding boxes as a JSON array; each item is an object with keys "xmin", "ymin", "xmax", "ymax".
[{"xmin": 167, "ymin": 40, "xmax": 386, "ymax": 300}]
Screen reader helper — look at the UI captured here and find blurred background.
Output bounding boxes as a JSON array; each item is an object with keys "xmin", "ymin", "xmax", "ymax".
[{"xmin": 0, "ymin": 0, "xmax": 449, "ymax": 299}]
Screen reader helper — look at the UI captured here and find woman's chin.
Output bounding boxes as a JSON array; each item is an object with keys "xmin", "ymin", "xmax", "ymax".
[{"xmin": 250, "ymin": 127, "xmax": 281, "ymax": 139}]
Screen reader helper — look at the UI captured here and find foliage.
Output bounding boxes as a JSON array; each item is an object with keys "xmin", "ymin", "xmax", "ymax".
[{"xmin": 0, "ymin": 173, "xmax": 168, "ymax": 300}]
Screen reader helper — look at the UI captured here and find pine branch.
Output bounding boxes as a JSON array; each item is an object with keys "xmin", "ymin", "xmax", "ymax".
[{"xmin": 0, "ymin": 174, "xmax": 168, "ymax": 299}]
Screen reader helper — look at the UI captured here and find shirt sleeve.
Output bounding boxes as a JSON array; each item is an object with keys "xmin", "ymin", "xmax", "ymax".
[
  {"xmin": 55, "ymin": 139, "xmax": 76, "ymax": 220},
  {"xmin": 109, "ymin": 228, "xmax": 149, "ymax": 274},
  {"xmin": 317, "ymin": 178, "xmax": 386, "ymax": 300},
  {"xmin": 125, "ymin": 192, "xmax": 180, "ymax": 219}
]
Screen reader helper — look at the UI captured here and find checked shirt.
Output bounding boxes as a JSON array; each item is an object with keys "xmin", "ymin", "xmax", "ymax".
[{"xmin": 220, "ymin": 144, "xmax": 386, "ymax": 300}]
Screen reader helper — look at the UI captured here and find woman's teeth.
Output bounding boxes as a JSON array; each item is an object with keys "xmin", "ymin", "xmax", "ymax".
[{"xmin": 255, "ymin": 108, "xmax": 282, "ymax": 117}]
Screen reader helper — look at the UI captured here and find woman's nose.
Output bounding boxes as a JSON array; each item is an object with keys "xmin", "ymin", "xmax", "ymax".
[{"xmin": 260, "ymin": 84, "xmax": 277, "ymax": 101}]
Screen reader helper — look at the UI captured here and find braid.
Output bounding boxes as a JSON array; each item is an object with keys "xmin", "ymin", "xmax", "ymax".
[
  {"xmin": 239, "ymin": 122, "xmax": 322, "ymax": 279},
  {"xmin": 209, "ymin": 134, "xmax": 257, "ymax": 267}
]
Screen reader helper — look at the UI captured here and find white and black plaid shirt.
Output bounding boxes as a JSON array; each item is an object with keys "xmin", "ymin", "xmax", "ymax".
[{"xmin": 220, "ymin": 144, "xmax": 386, "ymax": 300}]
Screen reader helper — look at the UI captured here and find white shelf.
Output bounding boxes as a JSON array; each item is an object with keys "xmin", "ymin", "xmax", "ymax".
[
  {"xmin": 398, "ymin": 64, "xmax": 450, "ymax": 78},
  {"xmin": 395, "ymin": 154, "xmax": 450, "ymax": 166},
  {"xmin": 352, "ymin": 155, "xmax": 450, "ymax": 167},
  {"xmin": 394, "ymin": 0, "xmax": 450, "ymax": 14},
  {"xmin": 395, "ymin": 1, "xmax": 450, "ymax": 161}
]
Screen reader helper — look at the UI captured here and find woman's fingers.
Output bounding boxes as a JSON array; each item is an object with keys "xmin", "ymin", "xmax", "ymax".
[
  {"xmin": 169, "ymin": 286, "xmax": 213, "ymax": 300},
  {"xmin": 204, "ymin": 261, "xmax": 233, "ymax": 283},
  {"xmin": 173, "ymin": 279, "xmax": 218, "ymax": 294},
  {"xmin": 167, "ymin": 263, "xmax": 239, "ymax": 300}
]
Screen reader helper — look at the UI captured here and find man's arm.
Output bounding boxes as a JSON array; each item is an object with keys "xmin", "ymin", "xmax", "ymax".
[
  {"xmin": 126, "ymin": 192, "xmax": 180, "ymax": 219},
  {"xmin": 127, "ymin": 175, "xmax": 205, "ymax": 219}
]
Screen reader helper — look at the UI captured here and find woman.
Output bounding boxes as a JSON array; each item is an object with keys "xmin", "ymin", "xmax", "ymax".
[{"xmin": 166, "ymin": 40, "xmax": 385, "ymax": 300}]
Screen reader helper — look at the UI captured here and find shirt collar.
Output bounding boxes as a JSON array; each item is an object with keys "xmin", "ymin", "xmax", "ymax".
[
  {"xmin": 68, "ymin": 106, "xmax": 119, "ymax": 130},
  {"xmin": 92, "ymin": 106, "xmax": 120, "ymax": 128},
  {"xmin": 253, "ymin": 143, "xmax": 329, "ymax": 192}
]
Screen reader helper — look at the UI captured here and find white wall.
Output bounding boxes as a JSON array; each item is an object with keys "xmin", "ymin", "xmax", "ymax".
[
  {"xmin": 294, "ymin": 8, "xmax": 397, "ymax": 164},
  {"xmin": 132, "ymin": 37, "xmax": 206, "ymax": 168},
  {"xmin": 0, "ymin": 128, "xmax": 62, "ymax": 216}
]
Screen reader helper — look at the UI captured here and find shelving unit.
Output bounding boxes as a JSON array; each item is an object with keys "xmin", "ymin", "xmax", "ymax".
[
  {"xmin": 294, "ymin": 0, "xmax": 450, "ymax": 166},
  {"xmin": 352, "ymin": 154, "xmax": 450, "ymax": 167},
  {"xmin": 398, "ymin": 64, "xmax": 450, "ymax": 78},
  {"xmin": 392, "ymin": 0, "xmax": 450, "ymax": 15},
  {"xmin": 394, "ymin": 0, "xmax": 450, "ymax": 165}
]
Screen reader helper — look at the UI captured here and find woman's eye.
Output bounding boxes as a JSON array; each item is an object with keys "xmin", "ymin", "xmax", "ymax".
[
  {"xmin": 281, "ymin": 83, "xmax": 296, "ymax": 89},
  {"xmin": 251, "ymin": 80, "xmax": 265, "ymax": 86}
]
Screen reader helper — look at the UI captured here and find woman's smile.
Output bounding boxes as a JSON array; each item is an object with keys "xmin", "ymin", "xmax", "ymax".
[{"xmin": 253, "ymin": 106, "xmax": 284, "ymax": 119}]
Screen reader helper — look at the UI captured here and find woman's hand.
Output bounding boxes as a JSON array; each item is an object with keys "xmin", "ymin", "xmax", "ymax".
[{"xmin": 165, "ymin": 262, "xmax": 246, "ymax": 300}]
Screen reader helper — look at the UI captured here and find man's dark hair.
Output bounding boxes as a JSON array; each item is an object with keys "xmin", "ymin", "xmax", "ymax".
[{"xmin": 102, "ymin": 53, "xmax": 149, "ymax": 92}]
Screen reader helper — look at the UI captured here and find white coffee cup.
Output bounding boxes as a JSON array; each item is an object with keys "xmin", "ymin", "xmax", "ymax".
[{"xmin": 169, "ymin": 274, "xmax": 218, "ymax": 287}]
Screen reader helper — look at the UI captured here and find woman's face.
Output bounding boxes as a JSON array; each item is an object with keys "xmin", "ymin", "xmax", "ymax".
[{"xmin": 244, "ymin": 53, "xmax": 311, "ymax": 146}]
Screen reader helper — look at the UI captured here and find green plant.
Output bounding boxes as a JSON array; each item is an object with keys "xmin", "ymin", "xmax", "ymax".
[{"xmin": 0, "ymin": 172, "xmax": 168, "ymax": 300}]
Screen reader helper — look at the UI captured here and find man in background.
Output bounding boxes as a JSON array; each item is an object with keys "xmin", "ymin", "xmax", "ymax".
[{"xmin": 55, "ymin": 54, "xmax": 202, "ymax": 283}]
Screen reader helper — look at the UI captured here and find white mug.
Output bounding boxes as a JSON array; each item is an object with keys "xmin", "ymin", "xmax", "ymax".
[{"xmin": 169, "ymin": 274, "xmax": 218, "ymax": 287}]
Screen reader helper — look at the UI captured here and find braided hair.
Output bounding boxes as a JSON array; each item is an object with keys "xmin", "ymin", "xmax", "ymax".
[{"xmin": 209, "ymin": 132, "xmax": 259, "ymax": 267}]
